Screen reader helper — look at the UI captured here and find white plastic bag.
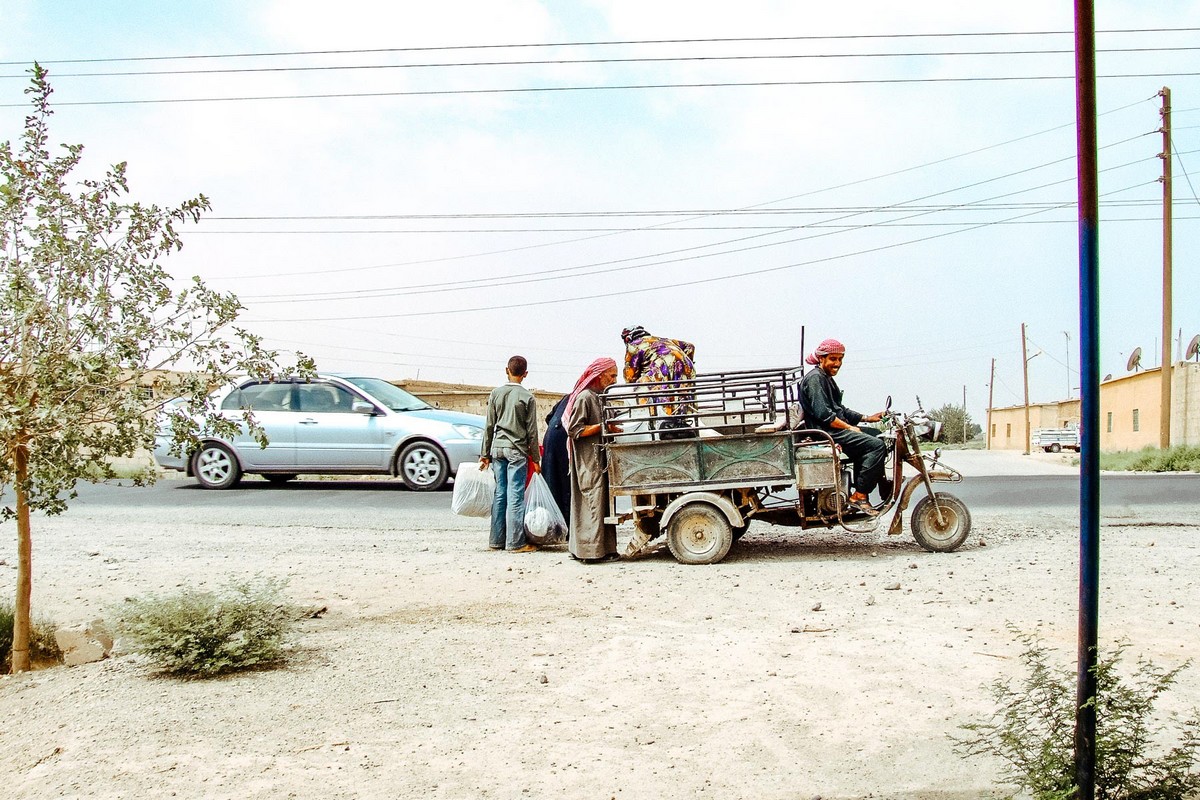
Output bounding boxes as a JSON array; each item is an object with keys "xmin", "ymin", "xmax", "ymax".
[
  {"xmin": 523, "ymin": 472, "xmax": 567, "ymax": 545},
  {"xmin": 451, "ymin": 461, "xmax": 494, "ymax": 517}
]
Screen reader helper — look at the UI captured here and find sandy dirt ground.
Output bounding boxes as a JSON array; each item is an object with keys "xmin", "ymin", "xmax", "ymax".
[{"xmin": 1, "ymin": 462, "xmax": 1197, "ymax": 799}]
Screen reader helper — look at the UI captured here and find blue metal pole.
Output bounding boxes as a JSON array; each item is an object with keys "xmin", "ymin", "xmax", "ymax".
[{"xmin": 1074, "ymin": 2, "xmax": 1100, "ymax": 797}]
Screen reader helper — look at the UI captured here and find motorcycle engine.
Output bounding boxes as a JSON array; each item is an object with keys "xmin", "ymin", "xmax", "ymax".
[
  {"xmin": 816, "ymin": 487, "xmax": 844, "ymax": 516},
  {"xmin": 816, "ymin": 469, "xmax": 852, "ymax": 515}
]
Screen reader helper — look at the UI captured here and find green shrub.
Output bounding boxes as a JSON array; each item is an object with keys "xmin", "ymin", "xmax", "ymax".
[
  {"xmin": 0, "ymin": 601, "xmax": 64, "ymax": 671},
  {"xmin": 116, "ymin": 576, "xmax": 297, "ymax": 677},
  {"xmin": 955, "ymin": 628, "xmax": 1200, "ymax": 799},
  {"xmin": 1100, "ymin": 445, "xmax": 1200, "ymax": 473}
]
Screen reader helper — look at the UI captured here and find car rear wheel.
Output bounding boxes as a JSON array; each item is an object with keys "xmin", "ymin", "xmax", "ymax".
[
  {"xmin": 192, "ymin": 442, "xmax": 241, "ymax": 490},
  {"xmin": 397, "ymin": 441, "xmax": 449, "ymax": 491}
]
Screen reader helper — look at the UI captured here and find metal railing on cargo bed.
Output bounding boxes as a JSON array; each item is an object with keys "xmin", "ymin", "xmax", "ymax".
[{"xmin": 600, "ymin": 366, "xmax": 810, "ymax": 495}]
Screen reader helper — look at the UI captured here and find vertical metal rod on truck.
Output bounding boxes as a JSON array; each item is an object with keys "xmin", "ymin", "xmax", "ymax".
[{"xmin": 1074, "ymin": 2, "xmax": 1101, "ymax": 797}]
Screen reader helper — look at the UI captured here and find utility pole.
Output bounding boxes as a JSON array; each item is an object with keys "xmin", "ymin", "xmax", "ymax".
[
  {"xmin": 987, "ymin": 358, "xmax": 995, "ymax": 450},
  {"xmin": 1074, "ymin": 4, "xmax": 1101, "ymax": 794},
  {"xmin": 1159, "ymin": 86, "xmax": 1173, "ymax": 449},
  {"xmin": 1022, "ymin": 323, "xmax": 1032, "ymax": 455},
  {"xmin": 962, "ymin": 384, "xmax": 968, "ymax": 443}
]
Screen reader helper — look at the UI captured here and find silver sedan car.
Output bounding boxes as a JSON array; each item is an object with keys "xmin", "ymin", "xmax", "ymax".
[{"xmin": 154, "ymin": 375, "xmax": 484, "ymax": 491}]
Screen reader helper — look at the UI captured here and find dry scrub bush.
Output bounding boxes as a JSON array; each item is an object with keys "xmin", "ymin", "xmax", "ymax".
[
  {"xmin": 117, "ymin": 576, "xmax": 297, "ymax": 677},
  {"xmin": 0, "ymin": 601, "xmax": 62, "ymax": 670},
  {"xmin": 955, "ymin": 629, "xmax": 1200, "ymax": 799}
]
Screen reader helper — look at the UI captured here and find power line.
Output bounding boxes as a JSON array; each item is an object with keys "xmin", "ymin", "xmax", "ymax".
[
  {"xmin": 213, "ymin": 120, "xmax": 1152, "ymax": 283},
  {"xmin": 7, "ymin": 27, "xmax": 1197, "ymax": 66},
  {"xmin": 256, "ymin": 321, "xmax": 1017, "ymax": 372},
  {"xmin": 185, "ymin": 215, "xmax": 1199, "ymax": 235},
  {"xmin": 243, "ymin": 179, "xmax": 1151, "ymax": 323},
  {"xmin": 203, "ymin": 197, "xmax": 1171, "ymax": 221},
  {"xmin": 237, "ymin": 147, "xmax": 1162, "ymax": 303},
  {"xmin": 211, "ymin": 95, "xmax": 1156, "ymax": 281},
  {"xmin": 1174, "ymin": 138, "xmax": 1200, "ymax": 206},
  {"xmin": 6, "ymin": 72, "xmax": 1196, "ymax": 107},
  {"xmin": 7, "ymin": 46, "xmax": 1198, "ymax": 80}
]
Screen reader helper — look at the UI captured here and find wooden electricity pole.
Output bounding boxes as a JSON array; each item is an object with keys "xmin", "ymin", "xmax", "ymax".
[
  {"xmin": 1159, "ymin": 86, "xmax": 1173, "ymax": 449},
  {"xmin": 987, "ymin": 358, "xmax": 995, "ymax": 450},
  {"xmin": 1022, "ymin": 323, "xmax": 1032, "ymax": 455}
]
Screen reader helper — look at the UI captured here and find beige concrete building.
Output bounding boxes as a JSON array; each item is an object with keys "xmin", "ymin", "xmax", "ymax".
[
  {"xmin": 987, "ymin": 361, "xmax": 1200, "ymax": 452},
  {"xmin": 987, "ymin": 398, "xmax": 1081, "ymax": 453}
]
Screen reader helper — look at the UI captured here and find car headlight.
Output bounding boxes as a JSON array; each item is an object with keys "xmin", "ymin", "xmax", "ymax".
[{"xmin": 453, "ymin": 424, "xmax": 483, "ymax": 440}]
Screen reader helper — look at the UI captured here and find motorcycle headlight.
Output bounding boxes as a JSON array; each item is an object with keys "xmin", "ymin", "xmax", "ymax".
[{"xmin": 452, "ymin": 423, "xmax": 483, "ymax": 440}]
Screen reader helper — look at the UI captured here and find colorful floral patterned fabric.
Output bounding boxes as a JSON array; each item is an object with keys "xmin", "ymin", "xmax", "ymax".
[{"xmin": 623, "ymin": 334, "xmax": 696, "ymax": 417}]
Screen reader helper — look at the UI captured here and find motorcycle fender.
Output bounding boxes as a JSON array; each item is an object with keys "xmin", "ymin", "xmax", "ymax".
[
  {"xmin": 887, "ymin": 471, "xmax": 957, "ymax": 536},
  {"xmin": 661, "ymin": 492, "xmax": 745, "ymax": 531}
]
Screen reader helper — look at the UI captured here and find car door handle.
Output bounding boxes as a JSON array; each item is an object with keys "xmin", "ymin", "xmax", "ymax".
[{"xmin": 299, "ymin": 418, "xmax": 319, "ymax": 424}]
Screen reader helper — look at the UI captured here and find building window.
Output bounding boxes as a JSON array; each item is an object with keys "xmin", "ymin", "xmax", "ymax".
[
  {"xmin": 1006, "ymin": 423, "xmax": 1011, "ymax": 438},
  {"xmin": 1106, "ymin": 411, "xmax": 1112, "ymax": 433},
  {"xmin": 1132, "ymin": 409, "xmax": 1140, "ymax": 432},
  {"xmin": 991, "ymin": 423, "xmax": 996, "ymax": 436}
]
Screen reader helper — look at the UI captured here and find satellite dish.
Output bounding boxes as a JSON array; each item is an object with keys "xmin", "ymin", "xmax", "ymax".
[
  {"xmin": 1126, "ymin": 347, "xmax": 1143, "ymax": 372},
  {"xmin": 1187, "ymin": 334, "xmax": 1200, "ymax": 362},
  {"xmin": 1102, "ymin": 374, "xmax": 1112, "ymax": 382}
]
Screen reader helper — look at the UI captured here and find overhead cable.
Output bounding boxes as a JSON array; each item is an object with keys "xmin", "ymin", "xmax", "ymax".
[
  {"xmin": 210, "ymin": 96, "xmax": 1156, "ymax": 280},
  {"xmin": 6, "ymin": 46, "xmax": 1199, "ymax": 80},
  {"xmin": 242, "ymin": 179, "xmax": 1150, "ymax": 322},
  {"xmin": 5, "ymin": 72, "xmax": 1196, "ymax": 107},
  {"xmin": 6, "ymin": 27, "xmax": 1197, "ymax": 66}
]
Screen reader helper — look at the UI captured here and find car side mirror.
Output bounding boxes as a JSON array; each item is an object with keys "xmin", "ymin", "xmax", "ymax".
[{"xmin": 351, "ymin": 400, "xmax": 377, "ymax": 415}]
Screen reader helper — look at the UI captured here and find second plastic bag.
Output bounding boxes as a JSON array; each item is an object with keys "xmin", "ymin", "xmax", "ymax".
[{"xmin": 523, "ymin": 471, "xmax": 567, "ymax": 545}]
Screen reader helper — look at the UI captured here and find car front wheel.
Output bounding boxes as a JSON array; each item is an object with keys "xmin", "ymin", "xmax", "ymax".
[
  {"xmin": 397, "ymin": 441, "xmax": 449, "ymax": 491},
  {"xmin": 192, "ymin": 442, "xmax": 241, "ymax": 490}
]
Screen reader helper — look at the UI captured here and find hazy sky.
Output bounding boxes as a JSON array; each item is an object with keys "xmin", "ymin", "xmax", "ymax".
[{"xmin": 3, "ymin": 1, "xmax": 1198, "ymax": 422}]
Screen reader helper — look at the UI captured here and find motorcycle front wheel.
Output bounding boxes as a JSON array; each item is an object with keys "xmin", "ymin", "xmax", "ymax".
[{"xmin": 910, "ymin": 492, "xmax": 971, "ymax": 553}]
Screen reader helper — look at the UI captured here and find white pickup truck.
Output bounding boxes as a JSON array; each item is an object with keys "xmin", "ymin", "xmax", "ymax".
[{"xmin": 1032, "ymin": 428, "xmax": 1080, "ymax": 453}]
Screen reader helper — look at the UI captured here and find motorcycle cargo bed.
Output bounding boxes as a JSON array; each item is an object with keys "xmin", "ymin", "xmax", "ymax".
[{"xmin": 607, "ymin": 432, "xmax": 795, "ymax": 495}]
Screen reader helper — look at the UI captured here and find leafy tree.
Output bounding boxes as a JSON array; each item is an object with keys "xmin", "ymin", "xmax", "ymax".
[
  {"xmin": 0, "ymin": 66, "xmax": 312, "ymax": 672},
  {"xmin": 929, "ymin": 403, "xmax": 982, "ymax": 444}
]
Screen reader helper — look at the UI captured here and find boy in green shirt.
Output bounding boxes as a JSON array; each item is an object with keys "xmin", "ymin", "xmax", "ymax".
[{"xmin": 479, "ymin": 355, "xmax": 541, "ymax": 551}]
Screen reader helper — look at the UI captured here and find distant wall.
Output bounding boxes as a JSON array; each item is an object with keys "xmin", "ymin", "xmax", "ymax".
[
  {"xmin": 394, "ymin": 379, "xmax": 565, "ymax": 432},
  {"xmin": 987, "ymin": 400, "xmax": 1078, "ymax": 452},
  {"xmin": 1171, "ymin": 362, "xmax": 1200, "ymax": 447}
]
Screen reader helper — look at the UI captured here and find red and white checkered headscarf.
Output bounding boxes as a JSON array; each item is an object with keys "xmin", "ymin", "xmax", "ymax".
[
  {"xmin": 805, "ymin": 338, "xmax": 846, "ymax": 366},
  {"xmin": 563, "ymin": 357, "xmax": 618, "ymax": 424}
]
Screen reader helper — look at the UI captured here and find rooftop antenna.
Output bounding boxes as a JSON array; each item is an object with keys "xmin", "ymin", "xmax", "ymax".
[
  {"xmin": 1125, "ymin": 347, "xmax": 1143, "ymax": 373},
  {"xmin": 1186, "ymin": 334, "xmax": 1200, "ymax": 363}
]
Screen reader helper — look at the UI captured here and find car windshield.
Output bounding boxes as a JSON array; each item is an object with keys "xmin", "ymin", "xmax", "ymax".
[{"xmin": 341, "ymin": 377, "xmax": 431, "ymax": 412}]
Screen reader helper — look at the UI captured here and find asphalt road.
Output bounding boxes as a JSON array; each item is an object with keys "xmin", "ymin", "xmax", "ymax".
[{"xmin": 53, "ymin": 472, "xmax": 1200, "ymax": 514}]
